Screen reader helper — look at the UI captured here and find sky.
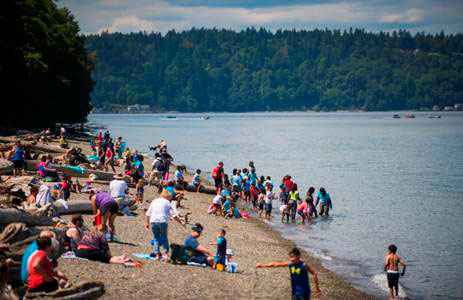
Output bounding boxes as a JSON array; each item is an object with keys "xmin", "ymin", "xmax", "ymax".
[{"xmin": 59, "ymin": 0, "xmax": 463, "ymax": 35}]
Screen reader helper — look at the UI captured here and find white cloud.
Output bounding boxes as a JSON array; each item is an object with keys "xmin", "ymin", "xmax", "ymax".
[
  {"xmin": 98, "ymin": 16, "xmax": 156, "ymax": 33},
  {"xmin": 59, "ymin": 0, "xmax": 463, "ymax": 34},
  {"xmin": 380, "ymin": 8, "xmax": 425, "ymax": 24}
]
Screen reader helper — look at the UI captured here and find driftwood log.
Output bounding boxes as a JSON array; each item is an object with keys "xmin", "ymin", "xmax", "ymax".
[
  {"xmin": 0, "ymin": 209, "xmax": 54, "ymax": 227},
  {"xmin": 26, "ymin": 281, "xmax": 105, "ymax": 300},
  {"xmin": 150, "ymin": 180, "xmax": 216, "ymax": 195},
  {"xmin": 0, "ymin": 159, "xmax": 14, "ymax": 175},
  {"xmin": 0, "ymin": 137, "xmax": 66, "ymax": 154},
  {"xmin": 54, "ymin": 200, "xmax": 92, "ymax": 215}
]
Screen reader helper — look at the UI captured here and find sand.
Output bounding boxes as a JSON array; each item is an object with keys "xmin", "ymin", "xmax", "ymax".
[{"xmin": 52, "ymin": 138, "xmax": 378, "ymax": 299}]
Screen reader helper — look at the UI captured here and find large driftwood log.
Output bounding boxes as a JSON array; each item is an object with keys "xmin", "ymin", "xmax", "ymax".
[
  {"xmin": 150, "ymin": 180, "xmax": 216, "ymax": 195},
  {"xmin": 54, "ymin": 200, "xmax": 93, "ymax": 215},
  {"xmin": 0, "ymin": 159, "xmax": 13, "ymax": 175},
  {"xmin": 0, "ymin": 137, "xmax": 67, "ymax": 154},
  {"xmin": 0, "ymin": 209, "xmax": 54, "ymax": 226},
  {"xmin": 49, "ymin": 164, "xmax": 116, "ymax": 181}
]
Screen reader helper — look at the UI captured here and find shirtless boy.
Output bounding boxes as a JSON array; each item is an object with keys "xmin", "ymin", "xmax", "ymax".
[{"xmin": 384, "ymin": 244, "xmax": 407, "ymax": 299}]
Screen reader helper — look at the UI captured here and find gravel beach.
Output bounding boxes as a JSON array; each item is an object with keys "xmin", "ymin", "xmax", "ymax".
[{"xmin": 55, "ymin": 139, "xmax": 378, "ymax": 300}]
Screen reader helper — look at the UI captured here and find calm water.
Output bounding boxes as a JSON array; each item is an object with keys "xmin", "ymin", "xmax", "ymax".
[{"xmin": 90, "ymin": 112, "xmax": 463, "ymax": 299}]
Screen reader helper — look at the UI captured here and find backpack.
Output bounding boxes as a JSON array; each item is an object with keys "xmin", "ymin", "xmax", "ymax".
[{"xmin": 169, "ymin": 243, "xmax": 191, "ymax": 264}]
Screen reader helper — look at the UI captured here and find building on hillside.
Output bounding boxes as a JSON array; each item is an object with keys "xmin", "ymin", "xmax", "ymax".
[
  {"xmin": 444, "ymin": 106, "xmax": 454, "ymax": 111},
  {"xmin": 128, "ymin": 104, "xmax": 151, "ymax": 112},
  {"xmin": 454, "ymin": 103, "xmax": 463, "ymax": 111}
]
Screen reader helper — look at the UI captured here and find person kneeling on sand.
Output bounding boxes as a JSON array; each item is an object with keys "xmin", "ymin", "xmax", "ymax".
[
  {"xmin": 75, "ymin": 224, "xmax": 139, "ymax": 266},
  {"xmin": 256, "ymin": 247, "xmax": 321, "ymax": 300},
  {"xmin": 65, "ymin": 215, "xmax": 85, "ymax": 252},
  {"xmin": 184, "ymin": 223, "xmax": 214, "ymax": 267}
]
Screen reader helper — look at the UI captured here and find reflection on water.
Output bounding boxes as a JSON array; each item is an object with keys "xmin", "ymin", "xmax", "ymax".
[{"xmin": 90, "ymin": 111, "xmax": 463, "ymax": 299}]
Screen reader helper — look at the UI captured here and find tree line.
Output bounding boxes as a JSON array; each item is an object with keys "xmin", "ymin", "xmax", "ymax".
[
  {"xmin": 0, "ymin": 0, "xmax": 94, "ymax": 131},
  {"xmin": 86, "ymin": 28, "xmax": 463, "ymax": 112}
]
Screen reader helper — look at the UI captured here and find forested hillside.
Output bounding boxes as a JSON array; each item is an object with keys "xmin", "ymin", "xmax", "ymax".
[
  {"xmin": 0, "ymin": 0, "xmax": 93, "ymax": 129},
  {"xmin": 86, "ymin": 28, "xmax": 463, "ymax": 112}
]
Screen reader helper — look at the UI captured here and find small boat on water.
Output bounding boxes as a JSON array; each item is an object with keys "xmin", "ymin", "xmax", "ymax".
[
  {"xmin": 166, "ymin": 116, "xmax": 177, "ymax": 119},
  {"xmin": 428, "ymin": 114, "xmax": 441, "ymax": 119},
  {"xmin": 393, "ymin": 114, "xmax": 401, "ymax": 119},
  {"xmin": 405, "ymin": 113, "xmax": 416, "ymax": 119},
  {"xmin": 201, "ymin": 116, "xmax": 210, "ymax": 120}
]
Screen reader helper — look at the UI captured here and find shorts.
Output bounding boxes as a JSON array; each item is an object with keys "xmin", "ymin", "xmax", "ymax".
[
  {"xmin": 188, "ymin": 255, "xmax": 208, "ymax": 265},
  {"xmin": 214, "ymin": 178, "xmax": 223, "ymax": 188},
  {"xmin": 76, "ymin": 248, "xmax": 111, "ymax": 263},
  {"xmin": 28, "ymin": 279, "xmax": 59, "ymax": 293},
  {"xmin": 292, "ymin": 294, "xmax": 310, "ymax": 300},
  {"xmin": 100, "ymin": 200, "xmax": 119, "ymax": 215},
  {"xmin": 259, "ymin": 202, "xmax": 264, "ymax": 210},
  {"xmin": 244, "ymin": 190, "xmax": 250, "ymax": 197},
  {"xmin": 232, "ymin": 185, "xmax": 241, "ymax": 193},
  {"xmin": 387, "ymin": 272, "xmax": 400, "ymax": 289},
  {"xmin": 265, "ymin": 203, "xmax": 272, "ymax": 214},
  {"xmin": 214, "ymin": 255, "xmax": 226, "ymax": 265},
  {"xmin": 13, "ymin": 160, "xmax": 24, "ymax": 169}
]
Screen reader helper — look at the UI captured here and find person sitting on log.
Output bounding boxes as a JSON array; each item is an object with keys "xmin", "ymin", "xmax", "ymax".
[
  {"xmin": 21, "ymin": 230, "xmax": 56, "ymax": 286},
  {"xmin": 27, "ymin": 236, "xmax": 68, "ymax": 294}
]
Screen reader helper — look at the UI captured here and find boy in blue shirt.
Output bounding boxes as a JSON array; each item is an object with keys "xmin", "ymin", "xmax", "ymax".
[
  {"xmin": 256, "ymin": 247, "xmax": 321, "ymax": 300},
  {"xmin": 211, "ymin": 229, "xmax": 227, "ymax": 271}
]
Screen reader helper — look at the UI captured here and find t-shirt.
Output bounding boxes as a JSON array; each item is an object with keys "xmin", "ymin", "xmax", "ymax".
[
  {"xmin": 212, "ymin": 166, "xmax": 223, "ymax": 179},
  {"xmin": 243, "ymin": 181, "xmax": 251, "ymax": 192},
  {"xmin": 249, "ymin": 173, "xmax": 257, "ymax": 185},
  {"xmin": 37, "ymin": 162, "xmax": 46, "ymax": 177},
  {"xmin": 223, "ymin": 200, "xmax": 231, "ymax": 212},
  {"xmin": 192, "ymin": 174, "xmax": 201, "ymax": 185},
  {"xmin": 289, "ymin": 261, "xmax": 310, "ymax": 296},
  {"xmin": 289, "ymin": 191, "xmax": 300, "ymax": 201},
  {"xmin": 317, "ymin": 192, "xmax": 331, "ymax": 206},
  {"xmin": 78, "ymin": 231, "xmax": 109, "ymax": 252},
  {"xmin": 175, "ymin": 170, "xmax": 184, "ymax": 181},
  {"xmin": 221, "ymin": 188, "xmax": 231, "ymax": 198},
  {"xmin": 232, "ymin": 175, "xmax": 241, "ymax": 187},
  {"xmin": 109, "ymin": 180, "xmax": 128, "ymax": 198},
  {"xmin": 145, "ymin": 197, "xmax": 175, "ymax": 223},
  {"xmin": 95, "ymin": 192, "xmax": 113, "ymax": 209},
  {"xmin": 297, "ymin": 202, "xmax": 308, "ymax": 212},
  {"xmin": 265, "ymin": 191, "xmax": 274, "ymax": 204},
  {"xmin": 284, "ymin": 179, "xmax": 294, "ymax": 192},
  {"xmin": 27, "ymin": 250, "xmax": 53, "ymax": 289},
  {"xmin": 165, "ymin": 185, "xmax": 176, "ymax": 198},
  {"xmin": 21, "ymin": 242, "xmax": 38, "ymax": 283},
  {"xmin": 216, "ymin": 236, "xmax": 227, "ymax": 258},
  {"xmin": 184, "ymin": 234, "xmax": 202, "ymax": 256},
  {"xmin": 213, "ymin": 195, "xmax": 223, "ymax": 205}
]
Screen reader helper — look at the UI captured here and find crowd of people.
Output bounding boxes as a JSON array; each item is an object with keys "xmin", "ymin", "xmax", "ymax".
[
  {"xmin": 8, "ymin": 128, "xmax": 409, "ymax": 300},
  {"xmin": 207, "ymin": 161, "xmax": 333, "ymax": 224}
]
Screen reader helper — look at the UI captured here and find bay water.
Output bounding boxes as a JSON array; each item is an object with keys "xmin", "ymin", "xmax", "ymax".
[{"xmin": 89, "ymin": 112, "xmax": 463, "ymax": 299}]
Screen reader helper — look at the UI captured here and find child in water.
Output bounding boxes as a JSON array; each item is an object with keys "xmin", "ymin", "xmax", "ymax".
[
  {"xmin": 384, "ymin": 244, "xmax": 407, "ymax": 299},
  {"xmin": 256, "ymin": 247, "xmax": 321, "ymax": 299}
]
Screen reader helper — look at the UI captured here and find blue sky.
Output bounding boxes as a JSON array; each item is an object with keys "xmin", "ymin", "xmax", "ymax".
[{"xmin": 59, "ymin": 0, "xmax": 463, "ymax": 35}]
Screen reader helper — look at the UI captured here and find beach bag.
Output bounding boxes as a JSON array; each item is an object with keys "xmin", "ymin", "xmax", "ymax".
[{"xmin": 169, "ymin": 243, "xmax": 190, "ymax": 264}]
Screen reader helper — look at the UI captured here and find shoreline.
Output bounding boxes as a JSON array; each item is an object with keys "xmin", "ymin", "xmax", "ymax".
[{"xmin": 1, "ymin": 133, "xmax": 380, "ymax": 299}]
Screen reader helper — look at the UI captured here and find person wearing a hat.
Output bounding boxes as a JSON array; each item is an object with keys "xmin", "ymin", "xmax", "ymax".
[
  {"xmin": 109, "ymin": 174, "xmax": 129, "ymax": 212},
  {"xmin": 184, "ymin": 223, "xmax": 214, "ymax": 266}
]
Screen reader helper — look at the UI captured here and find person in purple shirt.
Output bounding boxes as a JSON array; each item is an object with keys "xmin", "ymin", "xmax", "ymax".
[{"xmin": 89, "ymin": 191, "xmax": 119, "ymax": 241}]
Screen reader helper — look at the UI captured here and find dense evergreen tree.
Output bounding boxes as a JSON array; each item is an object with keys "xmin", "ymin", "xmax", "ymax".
[
  {"xmin": 86, "ymin": 28, "xmax": 463, "ymax": 112},
  {"xmin": 0, "ymin": 0, "xmax": 94, "ymax": 130}
]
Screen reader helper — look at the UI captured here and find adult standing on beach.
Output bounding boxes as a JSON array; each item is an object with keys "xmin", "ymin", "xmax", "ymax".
[
  {"xmin": 212, "ymin": 161, "xmax": 224, "ymax": 194},
  {"xmin": 89, "ymin": 191, "xmax": 119, "ymax": 241},
  {"xmin": 109, "ymin": 174, "xmax": 129, "ymax": 212},
  {"xmin": 145, "ymin": 190, "xmax": 185, "ymax": 260},
  {"xmin": 10, "ymin": 140, "xmax": 26, "ymax": 177},
  {"xmin": 160, "ymin": 148, "xmax": 173, "ymax": 182}
]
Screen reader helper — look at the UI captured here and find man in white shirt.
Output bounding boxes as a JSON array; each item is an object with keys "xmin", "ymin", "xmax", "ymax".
[
  {"xmin": 145, "ymin": 190, "xmax": 185, "ymax": 260},
  {"xmin": 109, "ymin": 174, "xmax": 128, "ymax": 212}
]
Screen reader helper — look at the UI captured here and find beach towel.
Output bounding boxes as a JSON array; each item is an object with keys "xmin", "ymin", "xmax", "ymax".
[
  {"xmin": 131, "ymin": 253, "xmax": 158, "ymax": 261},
  {"xmin": 187, "ymin": 262, "xmax": 208, "ymax": 268},
  {"xmin": 65, "ymin": 165, "xmax": 86, "ymax": 174},
  {"xmin": 61, "ymin": 251, "xmax": 89, "ymax": 261}
]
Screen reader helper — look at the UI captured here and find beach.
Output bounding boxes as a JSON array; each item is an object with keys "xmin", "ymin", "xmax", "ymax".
[{"xmin": 52, "ymin": 137, "xmax": 378, "ymax": 300}]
